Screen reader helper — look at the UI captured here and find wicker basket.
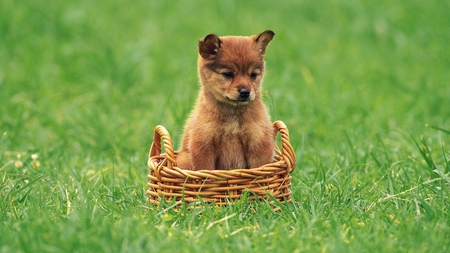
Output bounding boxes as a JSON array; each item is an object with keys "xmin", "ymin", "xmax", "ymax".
[{"xmin": 147, "ymin": 120, "xmax": 296, "ymax": 205}]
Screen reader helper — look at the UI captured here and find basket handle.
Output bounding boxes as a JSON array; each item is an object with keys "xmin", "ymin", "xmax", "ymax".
[
  {"xmin": 148, "ymin": 122, "xmax": 296, "ymax": 171},
  {"xmin": 273, "ymin": 121, "xmax": 296, "ymax": 172},
  {"xmin": 148, "ymin": 125, "xmax": 177, "ymax": 167}
]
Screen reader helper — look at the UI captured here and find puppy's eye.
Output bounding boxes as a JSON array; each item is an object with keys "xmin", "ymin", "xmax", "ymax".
[
  {"xmin": 222, "ymin": 72, "xmax": 234, "ymax": 78},
  {"xmin": 250, "ymin": 72, "xmax": 258, "ymax": 79}
]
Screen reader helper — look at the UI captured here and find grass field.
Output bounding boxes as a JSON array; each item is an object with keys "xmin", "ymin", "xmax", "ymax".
[{"xmin": 1, "ymin": 0, "xmax": 449, "ymax": 252}]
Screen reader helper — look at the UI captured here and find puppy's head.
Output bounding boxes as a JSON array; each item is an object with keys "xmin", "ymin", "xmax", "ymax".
[{"xmin": 197, "ymin": 30, "xmax": 274, "ymax": 105}]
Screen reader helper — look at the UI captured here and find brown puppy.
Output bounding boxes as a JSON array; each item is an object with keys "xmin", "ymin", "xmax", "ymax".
[{"xmin": 177, "ymin": 30, "xmax": 276, "ymax": 170}]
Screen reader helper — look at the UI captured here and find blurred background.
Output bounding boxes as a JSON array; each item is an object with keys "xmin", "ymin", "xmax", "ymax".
[{"xmin": 1, "ymin": 0, "xmax": 449, "ymax": 172}]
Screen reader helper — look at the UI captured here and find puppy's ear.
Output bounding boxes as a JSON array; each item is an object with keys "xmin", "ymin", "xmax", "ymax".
[
  {"xmin": 198, "ymin": 34, "xmax": 221, "ymax": 60},
  {"xmin": 254, "ymin": 30, "xmax": 275, "ymax": 56}
]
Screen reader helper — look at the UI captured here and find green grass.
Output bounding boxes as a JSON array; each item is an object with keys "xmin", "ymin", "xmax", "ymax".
[{"xmin": 1, "ymin": 0, "xmax": 449, "ymax": 252}]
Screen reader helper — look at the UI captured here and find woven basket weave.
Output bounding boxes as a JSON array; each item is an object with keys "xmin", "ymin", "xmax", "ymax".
[{"xmin": 147, "ymin": 120, "xmax": 296, "ymax": 205}]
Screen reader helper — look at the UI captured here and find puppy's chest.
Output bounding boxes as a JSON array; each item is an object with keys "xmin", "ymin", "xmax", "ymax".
[
  {"xmin": 220, "ymin": 120, "xmax": 241, "ymax": 134},
  {"xmin": 212, "ymin": 120, "xmax": 256, "ymax": 145}
]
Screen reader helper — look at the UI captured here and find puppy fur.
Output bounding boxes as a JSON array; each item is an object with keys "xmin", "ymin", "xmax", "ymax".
[{"xmin": 177, "ymin": 30, "xmax": 276, "ymax": 170}]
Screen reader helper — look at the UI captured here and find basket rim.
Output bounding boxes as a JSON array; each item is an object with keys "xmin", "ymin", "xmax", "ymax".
[{"xmin": 147, "ymin": 120, "xmax": 296, "ymax": 177}]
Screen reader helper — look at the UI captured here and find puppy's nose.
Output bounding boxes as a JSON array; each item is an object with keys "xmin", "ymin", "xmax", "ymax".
[{"xmin": 238, "ymin": 88, "xmax": 250, "ymax": 99}]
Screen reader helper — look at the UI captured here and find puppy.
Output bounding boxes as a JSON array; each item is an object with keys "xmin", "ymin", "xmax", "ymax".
[{"xmin": 177, "ymin": 30, "xmax": 276, "ymax": 170}]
